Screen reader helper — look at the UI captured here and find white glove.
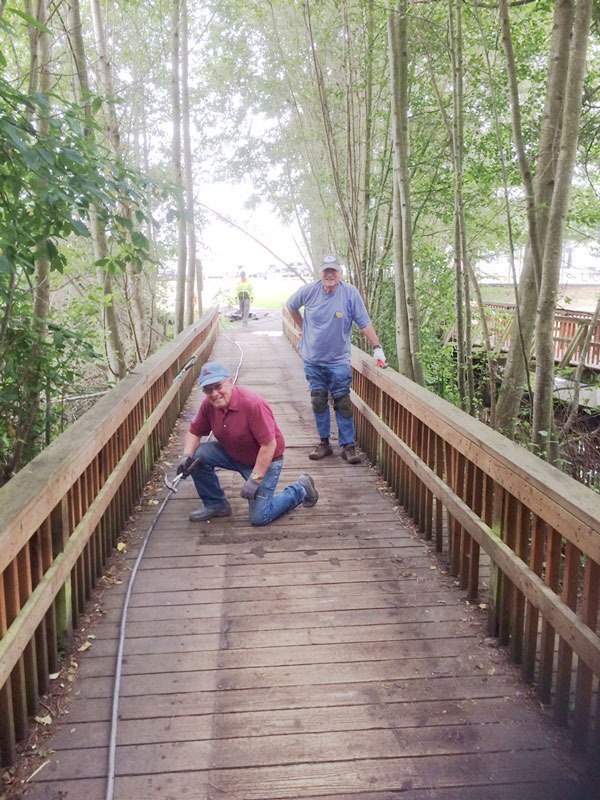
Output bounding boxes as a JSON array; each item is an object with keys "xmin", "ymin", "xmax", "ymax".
[{"xmin": 373, "ymin": 346, "xmax": 387, "ymax": 368}]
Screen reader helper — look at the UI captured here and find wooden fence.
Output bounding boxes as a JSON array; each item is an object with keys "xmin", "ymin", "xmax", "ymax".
[
  {"xmin": 283, "ymin": 308, "xmax": 600, "ymax": 753},
  {"xmin": 0, "ymin": 309, "xmax": 219, "ymax": 766},
  {"xmin": 469, "ymin": 302, "xmax": 600, "ymax": 370}
]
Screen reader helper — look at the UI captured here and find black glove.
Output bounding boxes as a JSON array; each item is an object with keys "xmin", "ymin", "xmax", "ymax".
[
  {"xmin": 177, "ymin": 456, "xmax": 194, "ymax": 478},
  {"xmin": 240, "ymin": 477, "xmax": 261, "ymax": 500}
]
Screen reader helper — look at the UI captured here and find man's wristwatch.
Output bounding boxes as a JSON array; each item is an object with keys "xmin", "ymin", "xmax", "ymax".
[{"xmin": 251, "ymin": 472, "xmax": 263, "ymax": 482}]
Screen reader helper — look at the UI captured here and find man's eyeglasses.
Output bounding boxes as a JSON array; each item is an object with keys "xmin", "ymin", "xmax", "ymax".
[{"xmin": 203, "ymin": 381, "xmax": 225, "ymax": 394}]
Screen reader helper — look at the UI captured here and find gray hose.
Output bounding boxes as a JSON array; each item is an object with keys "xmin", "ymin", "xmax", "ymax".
[{"xmin": 104, "ymin": 331, "xmax": 244, "ymax": 800}]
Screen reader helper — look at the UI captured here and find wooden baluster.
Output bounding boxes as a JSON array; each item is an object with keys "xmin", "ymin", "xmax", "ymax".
[
  {"xmin": 554, "ymin": 541, "xmax": 581, "ymax": 725},
  {"xmin": 4, "ymin": 561, "xmax": 27, "ymax": 740},
  {"xmin": 510, "ymin": 502, "xmax": 530, "ymax": 664},
  {"xmin": 30, "ymin": 531, "xmax": 49, "ymax": 695},
  {"xmin": 538, "ymin": 528, "xmax": 562, "ymax": 703},
  {"xmin": 573, "ymin": 557, "xmax": 600, "ymax": 749},
  {"xmin": 498, "ymin": 493, "xmax": 517, "ymax": 647},
  {"xmin": 0, "ymin": 572, "xmax": 17, "ymax": 764},
  {"xmin": 434, "ymin": 434, "xmax": 444, "ymax": 553},
  {"xmin": 522, "ymin": 515, "xmax": 545, "ymax": 682}
]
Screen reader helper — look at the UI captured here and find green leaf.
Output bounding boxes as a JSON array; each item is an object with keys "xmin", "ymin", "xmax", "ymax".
[
  {"xmin": 115, "ymin": 215, "xmax": 134, "ymax": 231},
  {"xmin": 70, "ymin": 219, "xmax": 91, "ymax": 237},
  {"xmin": 6, "ymin": 6, "xmax": 52, "ymax": 34},
  {"xmin": 0, "ymin": 255, "xmax": 13, "ymax": 274}
]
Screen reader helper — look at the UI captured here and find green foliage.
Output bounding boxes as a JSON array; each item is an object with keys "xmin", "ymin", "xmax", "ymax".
[
  {"xmin": 415, "ymin": 247, "xmax": 461, "ymax": 403},
  {"xmin": 0, "ymin": 76, "xmax": 152, "ymax": 278},
  {"xmin": 0, "ymin": 277, "xmax": 101, "ymax": 482},
  {"xmin": 0, "ymin": 65, "xmax": 156, "ymax": 480}
]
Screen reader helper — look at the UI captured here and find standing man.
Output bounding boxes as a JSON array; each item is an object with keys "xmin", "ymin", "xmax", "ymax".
[
  {"xmin": 178, "ymin": 361, "xmax": 318, "ymax": 524},
  {"xmin": 235, "ymin": 270, "xmax": 254, "ymax": 326},
  {"xmin": 286, "ymin": 254, "xmax": 386, "ymax": 464}
]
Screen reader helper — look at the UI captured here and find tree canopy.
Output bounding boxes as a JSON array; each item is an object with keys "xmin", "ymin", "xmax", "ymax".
[{"xmin": 1, "ymin": 0, "xmax": 599, "ymax": 484}]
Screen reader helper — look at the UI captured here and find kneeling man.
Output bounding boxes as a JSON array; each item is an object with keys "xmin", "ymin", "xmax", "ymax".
[{"xmin": 178, "ymin": 361, "xmax": 318, "ymax": 525}]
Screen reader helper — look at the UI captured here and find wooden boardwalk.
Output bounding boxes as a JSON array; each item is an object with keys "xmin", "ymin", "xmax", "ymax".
[{"xmin": 26, "ymin": 313, "xmax": 590, "ymax": 800}]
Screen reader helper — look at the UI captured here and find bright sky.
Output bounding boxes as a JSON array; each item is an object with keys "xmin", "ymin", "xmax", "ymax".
[{"xmin": 198, "ymin": 181, "xmax": 305, "ymax": 279}]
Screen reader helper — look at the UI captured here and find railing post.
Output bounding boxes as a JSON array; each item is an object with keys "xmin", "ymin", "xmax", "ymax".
[
  {"xmin": 51, "ymin": 498, "xmax": 73, "ymax": 651},
  {"xmin": 0, "ymin": 573, "xmax": 17, "ymax": 765},
  {"xmin": 487, "ymin": 486, "xmax": 504, "ymax": 637}
]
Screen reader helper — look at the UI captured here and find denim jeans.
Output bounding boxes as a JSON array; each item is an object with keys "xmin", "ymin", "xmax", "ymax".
[
  {"xmin": 239, "ymin": 296, "xmax": 250, "ymax": 324},
  {"xmin": 303, "ymin": 360, "xmax": 355, "ymax": 446},
  {"xmin": 190, "ymin": 440, "xmax": 306, "ymax": 526}
]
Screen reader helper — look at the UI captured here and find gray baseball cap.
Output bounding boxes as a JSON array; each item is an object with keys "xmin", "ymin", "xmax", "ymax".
[{"xmin": 320, "ymin": 255, "xmax": 341, "ymax": 271}]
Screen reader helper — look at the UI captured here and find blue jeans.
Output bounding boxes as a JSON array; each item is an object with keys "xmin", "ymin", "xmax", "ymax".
[
  {"xmin": 189, "ymin": 440, "xmax": 306, "ymax": 526},
  {"xmin": 239, "ymin": 296, "xmax": 250, "ymax": 324},
  {"xmin": 303, "ymin": 360, "xmax": 355, "ymax": 446}
]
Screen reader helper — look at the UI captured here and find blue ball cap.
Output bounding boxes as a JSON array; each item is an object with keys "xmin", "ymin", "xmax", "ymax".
[{"xmin": 199, "ymin": 361, "xmax": 230, "ymax": 388}]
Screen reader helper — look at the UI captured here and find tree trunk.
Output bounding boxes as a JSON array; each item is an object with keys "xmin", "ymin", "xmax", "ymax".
[
  {"xmin": 422, "ymin": 26, "xmax": 496, "ymax": 419},
  {"xmin": 494, "ymin": 0, "xmax": 574, "ymax": 436},
  {"xmin": 90, "ymin": 0, "xmax": 147, "ymax": 360},
  {"xmin": 11, "ymin": 0, "xmax": 52, "ymax": 473},
  {"xmin": 448, "ymin": 0, "xmax": 470, "ymax": 409},
  {"xmin": 181, "ymin": 0, "xmax": 198, "ymax": 325},
  {"xmin": 386, "ymin": 0, "xmax": 423, "ymax": 383},
  {"xmin": 172, "ymin": 0, "xmax": 187, "ymax": 333},
  {"xmin": 304, "ymin": 0, "xmax": 367, "ymax": 297},
  {"xmin": 67, "ymin": 0, "xmax": 127, "ymax": 379},
  {"xmin": 532, "ymin": 0, "xmax": 593, "ymax": 457}
]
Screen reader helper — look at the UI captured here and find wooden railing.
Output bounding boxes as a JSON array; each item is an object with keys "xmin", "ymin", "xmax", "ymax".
[
  {"xmin": 455, "ymin": 301, "xmax": 600, "ymax": 370},
  {"xmin": 283, "ymin": 307, "xmax": 600, "ymax": 753},
  {"xmin": 0, "ymin": 309, "xmax": 219, "ymax": 765}
]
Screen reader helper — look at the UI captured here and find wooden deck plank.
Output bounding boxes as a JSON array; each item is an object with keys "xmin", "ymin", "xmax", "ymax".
[
  {"xmin": 47, "ymin": 694, "xmax": 544, "ymax": 749},
  {"xmin": 59, "ymin": 672, "xmax": 527, "ymax": 724},
  {"xmin": 87, "ymin": 618, "xmax": 478, "ymax": 656},
  {"xmin": 78, "ymin": 636, "xmax": 484, "ymax": 678},
  {"xmin": 29, "ymin": 322, "xmax": 589, "ymax": 800},
  {"xmin": 89, "ymin": 604, "xmax": 472, "ymax": 637},
  {"xmin": 38, "ymin": 720, "xmax": 567, "ymax": 782},
  {"xmin": 32, "ymin": 752, "xmax": 583, "ymax": 800}
]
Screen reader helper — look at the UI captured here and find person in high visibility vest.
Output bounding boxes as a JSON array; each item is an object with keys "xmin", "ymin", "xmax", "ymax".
[{"xmin": 235, "ymin": 270, "xmax": 254, "ymax": 325}]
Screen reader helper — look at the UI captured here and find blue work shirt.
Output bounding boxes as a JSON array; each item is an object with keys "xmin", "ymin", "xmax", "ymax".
[{"xmin": 287, "ymin": 280, "xmax": 371, "ymax": 365}]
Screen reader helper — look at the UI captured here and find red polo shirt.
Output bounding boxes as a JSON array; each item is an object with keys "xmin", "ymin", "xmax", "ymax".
[{"xmin": 189, "ymin": 385, "xmax": 285, "ymax": 466}]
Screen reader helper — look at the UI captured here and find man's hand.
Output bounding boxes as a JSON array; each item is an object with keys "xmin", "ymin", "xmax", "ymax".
[
  {"xmin": 240, "ymin": 477, "xmax": 261, "ymax": 500},
  {"xmin": 177, "ymin": 456, "xmax": 194, "ymax": 478},
  {"xmin": 373, "ymin": 346, "xmax": 387, "ymax": 368}
]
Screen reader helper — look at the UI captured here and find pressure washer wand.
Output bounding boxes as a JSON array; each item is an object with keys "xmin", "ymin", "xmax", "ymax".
[{"xmin": 164, "ymin": 455, "xmax": 203, "ymax": 493}]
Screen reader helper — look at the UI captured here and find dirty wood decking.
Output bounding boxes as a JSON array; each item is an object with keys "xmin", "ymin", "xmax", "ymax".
[{"xmin": 28, "ymin": 314, "xmax": 589, "ymax": 800}]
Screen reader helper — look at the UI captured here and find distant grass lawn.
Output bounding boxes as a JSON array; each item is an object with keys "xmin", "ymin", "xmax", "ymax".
[
  {"xmin": 481, "ymin": 283, "xmax": 600, "ymax": 311},
  {"xmin": 205, "ymin": 274, "xmax": 304, "ymax": 311}
]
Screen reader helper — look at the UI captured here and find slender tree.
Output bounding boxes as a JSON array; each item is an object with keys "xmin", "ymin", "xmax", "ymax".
[
  {"xmin": 69, "ymin": 0, "xmax": 127, "ymax": 379},
  {"xmin": 494, "ymin": 0, "xmax": 575, "ymax": 436},
  {"xmin": 181, "ymin": 0, "xmax": 200, "ymax": 323},
  {"xmin": 532, "ymin": 0, "xmax": 594, "ymax": 457},
  {"xmin": 90, "ymin": 0, "xmax": 148, "ymax": 361},
  {"xmin": 386, "ymin": 0, "xmax": 423, "ymax": 383},
  {"xmin": 11, "ymin": 0, "xmax": 53, "ymax": 471},
  {"xmin": 171, "ymin": 0, "xmax": 187, "ymax": 333}
]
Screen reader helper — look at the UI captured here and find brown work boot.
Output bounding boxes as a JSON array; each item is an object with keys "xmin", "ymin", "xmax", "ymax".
[
  {"xmin": 309, "ymin": 441, "xmax": 333, "ymax": 460},
  {"xmin": 341, "ymin": 444, "xmax": 362, "ymax": 464}
]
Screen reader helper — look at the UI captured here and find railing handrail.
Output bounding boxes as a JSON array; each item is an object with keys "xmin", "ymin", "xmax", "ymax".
[
  {"xmin": 350, "ymin": 356, "xmax": 600, "ymax": 666},
  {"xmin": 282, "ymin": 306, "xmax": 600, "ymax": 751},
  {"xmin": 0, "ymin": 308, "xmax": 220, "ymax": 765},
  {"xmin": 448, "ymin": 301, "xmax": 600, "ymax": 371},
  {"xmin": 483, "ymin": 300, "xmax": 598, "ymax": 323},
  {"xmin": 0, "ymin": 313, "xmax": 215, "ymax": 573},
  {"xmin": 357, "ymin": 357, "xmax": 600, "ymax": 554}
]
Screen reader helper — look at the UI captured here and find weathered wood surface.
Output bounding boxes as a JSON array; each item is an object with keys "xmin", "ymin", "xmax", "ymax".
[{"xmin": 28, "ymin": 313, "xmax": 590, "ymax": 800}]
